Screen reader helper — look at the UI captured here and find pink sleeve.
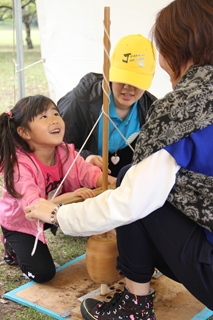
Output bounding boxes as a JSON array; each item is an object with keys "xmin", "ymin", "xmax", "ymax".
[
  {"xmin": 13, "ymin": 162, "xmax": 45, "ymax": 208},
  {"xmin": 75, "ymin": 154, "xmax": 102, "ymax": 188},
  {"xmin": 64, "ymin": 146, "xmax": 102, "ymax": 189}
]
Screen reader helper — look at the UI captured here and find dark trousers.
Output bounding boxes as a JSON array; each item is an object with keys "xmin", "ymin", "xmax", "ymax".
[
  {"xmin": 1, "ymin": 225, "xmax": 56, "ymax": 283},
  {"xmin": 116, "ymin": 165, "xmax": 213, "ymax": 310}
]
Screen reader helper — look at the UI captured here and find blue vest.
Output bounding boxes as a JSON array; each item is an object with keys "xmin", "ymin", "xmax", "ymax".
[{"xmin": 165, "ymin": 124, "xmax": 213, "ymax": 244}]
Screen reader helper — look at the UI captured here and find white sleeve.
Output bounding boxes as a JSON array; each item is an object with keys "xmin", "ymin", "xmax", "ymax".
[{"xmin": 57, "ymin": 149, "xmax": 180, "ymax": 236}]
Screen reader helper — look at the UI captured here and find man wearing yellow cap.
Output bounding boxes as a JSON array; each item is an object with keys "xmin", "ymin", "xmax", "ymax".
[{"xmin": 58, "ymin": 34, "xmax": 156, "ymax": 177}]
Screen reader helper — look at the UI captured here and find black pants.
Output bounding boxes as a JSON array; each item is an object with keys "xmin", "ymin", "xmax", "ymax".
[
  {"xmin": 1, "ymin": 225, "xmax": 56, "ymax": 283},
  {"xmin": 116, "ymin": 165, "xmax": 213, "ymax": 310}
]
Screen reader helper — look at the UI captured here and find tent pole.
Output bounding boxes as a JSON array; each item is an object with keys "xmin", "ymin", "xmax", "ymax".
[{"xmin": 14, "ymin": 0, "xmax": 25, "ymax": 100}]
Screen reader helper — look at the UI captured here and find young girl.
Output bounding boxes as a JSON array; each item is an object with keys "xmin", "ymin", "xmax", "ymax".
[{"xmin": 0, "ymin": 95, "xmax": 116, "ymax": 283}]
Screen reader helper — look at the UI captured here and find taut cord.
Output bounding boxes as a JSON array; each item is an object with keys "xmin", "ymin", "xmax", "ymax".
[
  {"xmin": 31, "ymin": 7, "xmax": 133, "ymax": 256},
  {"xmin": 31, "ymin": 111, "xmax": 103, "ymax": 256}
]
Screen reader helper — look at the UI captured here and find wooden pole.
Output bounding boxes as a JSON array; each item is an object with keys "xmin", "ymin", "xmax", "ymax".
[
  {"xmin": 102, "ymin": 7, "xmax": 110, "ymax": 191},
  {"xmin": 101, "ymin": 7, "xmax": 111, "ymax": 295},
  {"xmin": 82, "ymin": 8, "xmax": 119, "ymax": 297}
]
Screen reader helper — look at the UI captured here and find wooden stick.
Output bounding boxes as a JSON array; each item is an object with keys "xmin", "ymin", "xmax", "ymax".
[
  {"xmin": 56, "ymin": 183, "xmax": 115, "ymax": 205},
  {"xmin": 102, "ymin": 6, "xmax": 111, "ymax": 191},
  {"xmin": 101, "ymin": 284, "xmax": 108, "ymax": 296},
  {"xmin": 100, "ymin": 7, "xmax": 111, "ymax": 295}
]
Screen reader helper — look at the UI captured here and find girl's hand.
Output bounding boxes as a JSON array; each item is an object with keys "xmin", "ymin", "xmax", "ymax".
[
  {"xmin": 108, "ymin": 175, "xmax": 117, "ymax": 185},
  {"xmin": 96, "ymin": 174, "xmax": 117, "ymax": 188},
  {"xmin": 86, "ymin": 155, "xmax": 111, "ymax": 173},
  {"xmin": 52, "ymin": 188, "xmax": 95, "ymax": 204},
  {"xmin": 73, "ymin": 187, "xmax": 96, "ymax": 200},
  {"xmin": 25, "ymin": 199, "xmax": 56, "ymax": 224}
]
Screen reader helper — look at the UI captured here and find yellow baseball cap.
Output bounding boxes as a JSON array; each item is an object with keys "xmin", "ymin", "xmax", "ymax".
[{"xmin": 109, "ymin": 34, "xmax": 156, "ymax": 90}]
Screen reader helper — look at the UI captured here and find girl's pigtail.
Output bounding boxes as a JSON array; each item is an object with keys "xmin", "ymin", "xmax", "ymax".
[{"xmin": 0, "ymin": 111, "xmax": 20, "ymax": 198}]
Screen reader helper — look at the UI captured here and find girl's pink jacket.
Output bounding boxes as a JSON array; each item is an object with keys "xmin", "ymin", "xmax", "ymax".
[{"xmin": 0, "ymin": 143, "xmax": 102, "ymax": 243}]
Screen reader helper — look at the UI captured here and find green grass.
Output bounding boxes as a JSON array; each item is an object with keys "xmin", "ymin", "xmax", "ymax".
[
  {"xmin": 0, "ymin": 26, "xmax": 48, "ymax": 111},
  {"xmin": 2, "ymin": 307, "xmax": 58, "ymax": 320},
  {"xmin": 0, "ymin": 25, "xmax": 88, "ymax": 319}
]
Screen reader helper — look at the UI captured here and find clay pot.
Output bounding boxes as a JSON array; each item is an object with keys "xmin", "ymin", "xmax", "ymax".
[{"xmin": 86, "ymin": 233, "xmax": 120, "ymax": 284}]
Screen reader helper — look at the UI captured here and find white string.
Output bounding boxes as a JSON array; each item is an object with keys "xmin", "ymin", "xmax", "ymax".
[
  {"xmin": 31, "ymin": 219, "xmax": 43, "ymax": 256},
  {"xmin": 101, "ymin": 23, "xmax": 134, "ymax": 153},
  {"xmin": 13, "ymin": 58, "xmax": 45, "ymax": 73},
  {"xmin": 11, "ymin": 55, "xmax": 46, "ymax": 256},
  {"xmin": 32, "ymin": 16, "xmax": 133, "ymax": 255},
  {"xmin": 31, "ymin": 111, "xmax": 103, "ymax": 256},
  {"xmin": 102, "ymin": 22, "xmax": 111, "ymax": 110},
  {"xmin": 51, "ymin": 111, "xmax": 103, "ymax": 200},
  {"xmin": 102, "ymin": 70, "xmax": 134, "ymax": 152},
  {"xmin": 102, "ymin": 108, "xmax": 135, "ymax": 152},
  {"xmin": 31, "ymin": 82, "xmax": 135, "ymax": 256}
]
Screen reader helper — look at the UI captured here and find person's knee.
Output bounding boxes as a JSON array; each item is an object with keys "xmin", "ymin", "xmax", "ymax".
[
  {"xmin": 33, "ymin": 266, "xmax": 56, "ymax": 283},
  {"xmin": 21, "ymin": 262, "xmax": 56, "ymax": 283}
]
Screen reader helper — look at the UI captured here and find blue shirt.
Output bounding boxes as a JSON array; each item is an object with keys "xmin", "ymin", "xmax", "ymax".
[{"xmin": 98, "ymin": 91, "xmax": 141, "ymax": 155}]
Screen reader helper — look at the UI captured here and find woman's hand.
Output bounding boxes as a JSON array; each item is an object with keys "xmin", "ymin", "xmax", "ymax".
[
  {"xmin": 25, "ymin": 188, "xmax": 96, "ymax": 224},
  {"xmin": 86, "ymin": 155, "xmax": 111, "ymax": 173},
  {"xmin": 25, "ymin": 199, "xmax": 56, "ymax": 224}
]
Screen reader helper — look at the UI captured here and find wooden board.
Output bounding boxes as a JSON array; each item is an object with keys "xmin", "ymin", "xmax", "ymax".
[{"xmin": 4, "ymin": 255, "xmax": 209, "ymax": 320}]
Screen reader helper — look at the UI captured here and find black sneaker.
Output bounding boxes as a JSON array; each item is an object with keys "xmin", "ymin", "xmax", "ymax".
[
  {"xmin": 3, "ymin": 239, "xmax": 18, "ymax": 266},
  {"xmin": 81, "ymin": 287, "xmax": 156, "ymax": 320}
]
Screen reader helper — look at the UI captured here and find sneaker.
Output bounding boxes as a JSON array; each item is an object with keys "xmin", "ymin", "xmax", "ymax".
[
  {"xmin": 3, "ymin": 237, "xmax": 18, "ymax": 266},
  {"xmin": 81, "ymin": 287, "xmax": 156, "ymax": 320}
]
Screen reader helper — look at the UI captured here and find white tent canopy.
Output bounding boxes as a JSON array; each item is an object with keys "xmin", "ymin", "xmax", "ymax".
[{"xmin": 36, "ymin": 0, "xmax": 173, "ymax": 103}]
